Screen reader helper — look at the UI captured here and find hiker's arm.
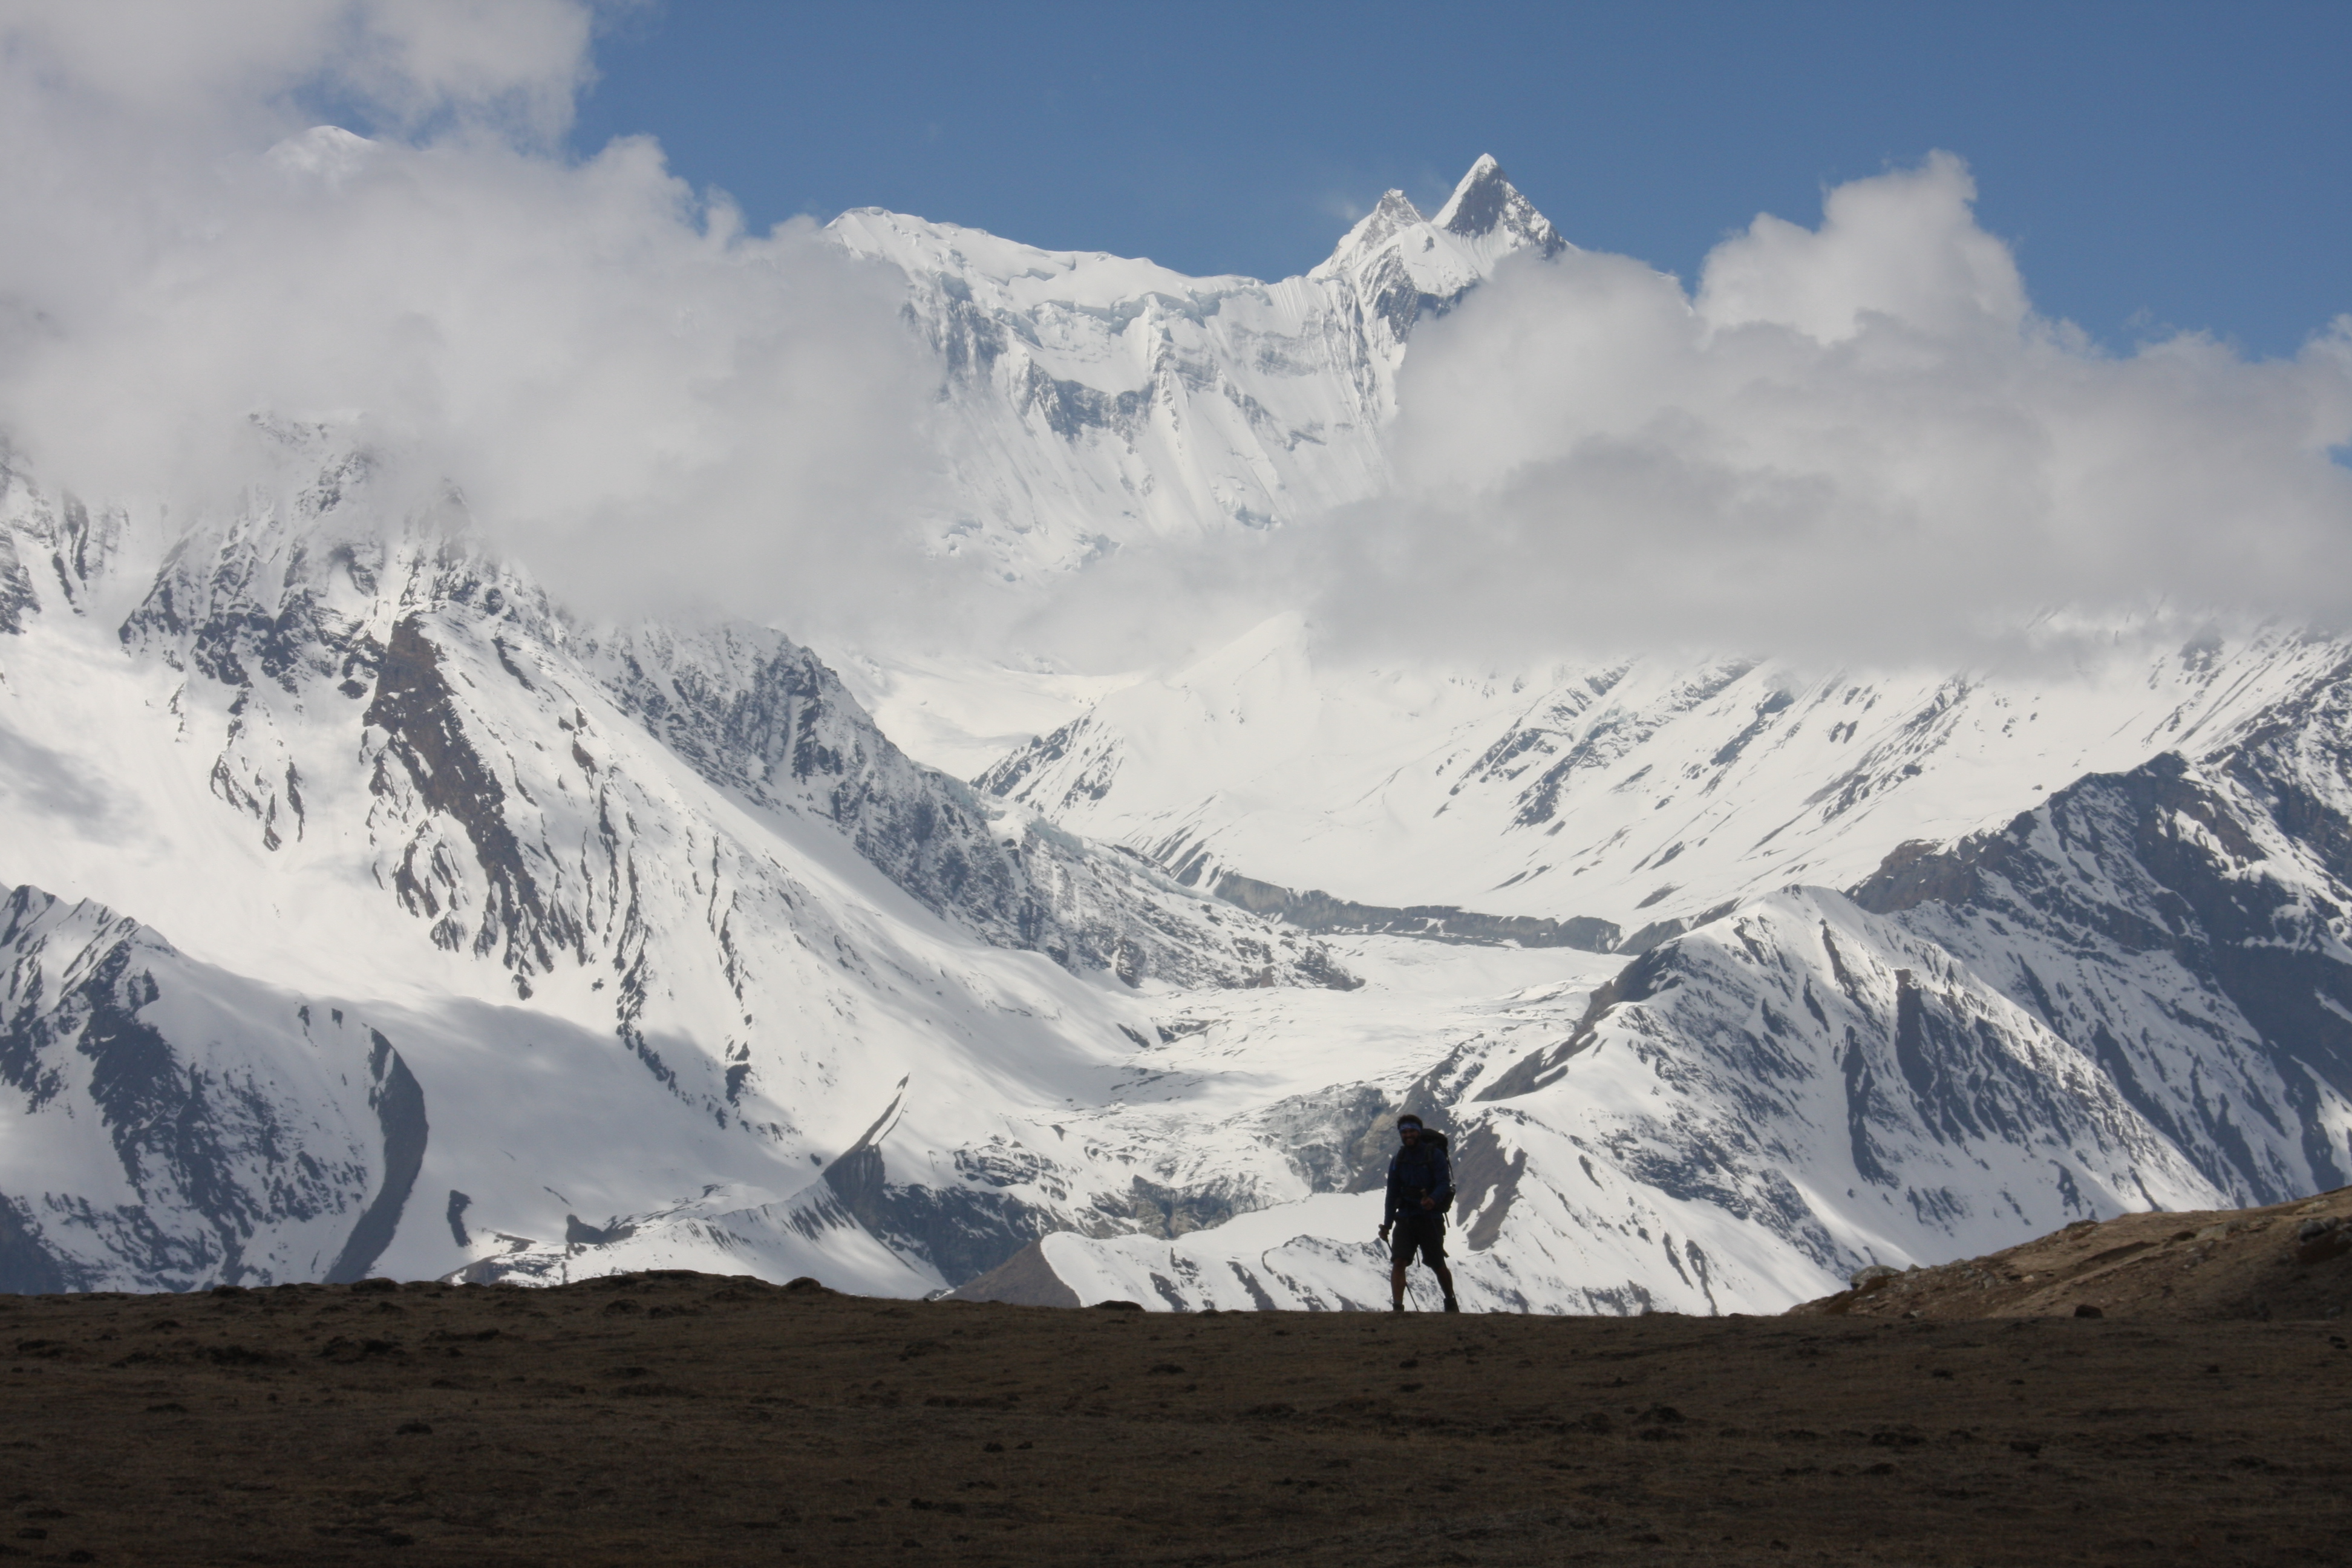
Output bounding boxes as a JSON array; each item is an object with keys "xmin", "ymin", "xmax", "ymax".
[{"xmin": 1431, "ymin": 1149, "xmax": 1455, "ymax": 1212}]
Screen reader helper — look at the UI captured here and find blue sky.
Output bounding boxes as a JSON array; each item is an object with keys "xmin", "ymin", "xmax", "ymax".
[{"xmin": 569, "ymin": 1, "xmax": 2350, "ymax": 360}]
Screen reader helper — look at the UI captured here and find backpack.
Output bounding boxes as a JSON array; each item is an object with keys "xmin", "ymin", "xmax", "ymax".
[{"xmin": 1392, "ymin": 1130, "xmax": 1451, "ymax": 1220}]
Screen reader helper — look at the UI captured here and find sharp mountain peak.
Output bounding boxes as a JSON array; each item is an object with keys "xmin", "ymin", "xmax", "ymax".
[{"xmin": 1433, "ymin": 152, "xmax": 1564, "ymax": 252}]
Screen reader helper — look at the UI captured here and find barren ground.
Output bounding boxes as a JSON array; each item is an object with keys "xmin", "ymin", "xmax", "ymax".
[
  {"xmin": 5, "ymin": 1252, "xmax": 2351, "ymax": 1566},
  {"xmin": 1792, "ymin": 1185, "xmax": 2352, "ymax": 1324}
]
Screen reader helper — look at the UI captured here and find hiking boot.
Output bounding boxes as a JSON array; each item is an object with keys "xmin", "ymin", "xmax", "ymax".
[
  {"xmin": 1390, "ymin": 1302, "xmax": 1404, "ymax": 1314},
  {"xmin": 1442, "ymin": 1296, "xmax": 1460, "ymax": 1313}
]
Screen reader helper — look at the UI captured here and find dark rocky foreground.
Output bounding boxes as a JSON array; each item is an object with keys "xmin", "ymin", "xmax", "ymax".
[{"xmin": 2, "ymin": 1273, "xmax": 2348, "ymax": 1564}]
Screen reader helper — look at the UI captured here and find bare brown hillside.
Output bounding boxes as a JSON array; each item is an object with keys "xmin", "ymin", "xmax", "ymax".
[{"xmin": 1794, "ymin": 1185, "xmax": 2352, "ymax": 1322}]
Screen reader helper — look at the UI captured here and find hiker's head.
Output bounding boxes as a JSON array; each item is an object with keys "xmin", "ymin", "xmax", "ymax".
[{"xmin": 1396, "ymin": 1115, "xmax": 1423, "ymax": 1143}]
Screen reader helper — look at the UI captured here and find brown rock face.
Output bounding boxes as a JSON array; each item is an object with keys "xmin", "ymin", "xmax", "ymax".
[{"xmin": 944, "ymin": 1238, "xmax": 1081, "ymax": 1307}]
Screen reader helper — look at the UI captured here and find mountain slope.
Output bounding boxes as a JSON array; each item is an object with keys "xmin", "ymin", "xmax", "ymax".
[
  {"xmin": 0, "ymin": 438, "xmax": 1361, "ymax": 1293},
  {"xmin": 1005, "ymin": 887, "xmax": 2236, "ymax": 1315},
  {"xmin": 975, "ymin": 616, "xmax": 2349, "ymax": 945},
  {"xmin": 0, "ymin": 882, "xmax": 409, "ymax": 1293}
]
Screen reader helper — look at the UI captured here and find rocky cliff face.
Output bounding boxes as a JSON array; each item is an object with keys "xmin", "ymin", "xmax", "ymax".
[{"xmin": 100, "ymin": 428, "xmax": 1348, "ymax": 1004}]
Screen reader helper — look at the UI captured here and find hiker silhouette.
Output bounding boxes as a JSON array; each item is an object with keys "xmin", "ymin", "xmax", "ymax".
[{"xmin": 1378, "ymin": 1114, "xmax": 1459, "ymax": 1313}]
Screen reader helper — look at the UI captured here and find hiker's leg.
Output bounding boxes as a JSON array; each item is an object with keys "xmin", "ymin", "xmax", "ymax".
[
  {"xmin": 1424, "ymin": 1223, "xmax": 1458, "ymax": 1306},
  {"xmin": 1390, "ymin": 1255, "xmax": 1408, "ymax": 1307}
]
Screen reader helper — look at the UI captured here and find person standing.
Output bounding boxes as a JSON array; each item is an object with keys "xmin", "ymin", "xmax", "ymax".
[{"xmin": 1378, "ymin": 1114, "xmax": 1459, "ymax": 1313}]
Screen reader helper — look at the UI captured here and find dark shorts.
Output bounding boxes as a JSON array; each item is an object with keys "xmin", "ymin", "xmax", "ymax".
[{"xmin": 1391, "ymin": 1213, "xmax": 1448, "ymax": 1268}]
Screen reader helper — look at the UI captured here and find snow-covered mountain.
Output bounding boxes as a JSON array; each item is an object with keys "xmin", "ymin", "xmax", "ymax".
[
  {"xmin": 0, "ymin": 433, "xmax": 1354, "ymax": 1295},
  {"xmin": 831, "ymin": 153, "xmax": 1563, "ymax": 581},
  {"xmin": 5, "ymin": 155, "xmax": 2349, "ymax": 1315},
  {"xmin": 826, "ymin": 155, "xmax": 1569, "ymax": 774},
  {"xmin": 971, "ymin": 672, "xmax": 2352, "ymax": 1310},
  {"xmin": 973, "ymin": 615, "xmax": 2348, "ymax": 949}
]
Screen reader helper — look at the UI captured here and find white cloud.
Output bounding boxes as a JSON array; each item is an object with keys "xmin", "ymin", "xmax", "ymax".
[
  {"xmin": 0, "ymin": 0, "xmax": 939, "ymax": 634},
  {"xmin": 0, "ymin": 0, "xmax": 598, "ymax": 141},
  {"xmin": 0, "ymin": 10, "xmax": 2345, "ymax": 676},
  {"xmin": 1696, "ymin": 152, "xmax": 2028, "ymax": 342},
  {"xmin": 1305, "ymin": 154, "xmax": 2352, "ymax": 666}
]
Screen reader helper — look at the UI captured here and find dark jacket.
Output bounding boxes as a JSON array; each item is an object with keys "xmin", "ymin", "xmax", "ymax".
[{"xmin": 1384, "ymin": 1132, "xmax": 1454, "ymax": 1224}]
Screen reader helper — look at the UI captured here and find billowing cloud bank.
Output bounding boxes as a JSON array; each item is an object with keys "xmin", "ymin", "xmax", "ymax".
[
  {"xmin": 1, "ymin": 5, "xmax": 2347, "ymax": 665},
  {"xmin": 0, "ymin": 0, "xmax": 936, "ymax": 626},
  {"xmin": 1324, "ymin": 154, "xmax": 2352, "ymax": 665}
]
